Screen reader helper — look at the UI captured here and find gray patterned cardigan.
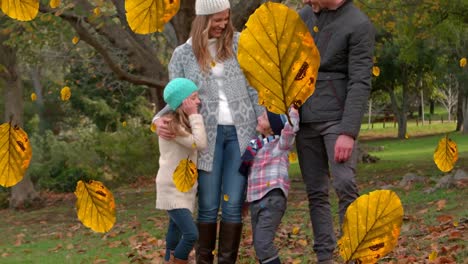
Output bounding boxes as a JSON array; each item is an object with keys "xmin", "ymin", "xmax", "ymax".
[{"xmin": 167, "ymin": 32, "xmax": 264, "ymax": 172}]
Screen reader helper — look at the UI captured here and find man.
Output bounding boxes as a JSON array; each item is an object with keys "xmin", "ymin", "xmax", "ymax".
[{"xmin": 297, "ymin": 1, "xmax": 375, "ymax": 263}]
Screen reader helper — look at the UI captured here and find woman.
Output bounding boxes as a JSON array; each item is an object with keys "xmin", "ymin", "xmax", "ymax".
[{"xmin": 153, "ymin": 0, "xmax": 263, "ymax": 263}]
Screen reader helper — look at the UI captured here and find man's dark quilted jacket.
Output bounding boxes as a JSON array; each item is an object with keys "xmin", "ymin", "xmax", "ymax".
[{"xmin": 299, "ymin": 0, "xmax": 375, "ymax": 138}]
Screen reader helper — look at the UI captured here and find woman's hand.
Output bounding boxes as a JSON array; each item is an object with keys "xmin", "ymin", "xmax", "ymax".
[{"xmin": 153, "ymin": 116, "xmax": 176, "ymax": 140}]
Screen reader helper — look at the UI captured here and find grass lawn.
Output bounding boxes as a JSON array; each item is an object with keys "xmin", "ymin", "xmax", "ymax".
[{"xmin": 0, "ymin": 131, "xmax": 466, "ymax": 263}]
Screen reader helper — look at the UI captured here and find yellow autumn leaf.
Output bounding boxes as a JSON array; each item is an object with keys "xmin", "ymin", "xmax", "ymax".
[
  {"xmin": 122, "ymin": 121, "xmax": 127, "ymax": 127},
  {"xmin": 150, "ymin": 122, "xmax": 157, "ymax": 132},
  {"xmin": 288, "ymin": 151, "xmax": 298, "ymax": 163},
  {"xmin": 460, "ymin": 57, "xmax": 466, "ymax": 68},
  {"xmin": 223, "ymin": 194, "xmax": 229, "ymax": 201},
  {"xmin": 125, "ymin": 0, "xmax": 180, "ymax": 34},
  {"xmin": 31, "ymin": 93, "xmax": 37, "ymax": 101},
  {"xmin": 72, "ymin": 36, "xmax": 79, "ymax": 45},
  {"xmin": 433, "ymin": 135, "xmax": 458, "ymax": 172},
  {"xmin": 428, "ymin": 251, "xmax": 437, "ymax": 261},
  {"xmin": 372, "ymin": 66, "xmax": 380, "ymax": 77},
  {"xmin": 60, "ymin": 86, "xmax": 71, "ymax": 101},
  {"xmin": 75, "ymin": 180, "xmax": 116, "ymax": 233},
  {"xmin": 1, "ymin": 0, "xmax": 39, "ymax": 21},
  {"xmin": 238, "ymin": 2, "xmax": 320, "ymax": 115},
  {"xmin": 0, "ymin": 123, "xmax": 32, "ymax": 187},
  {"xmin": 292, "ymin": 226, "xmax": 300, "ymax": 235},
  {"xmin": 93, "ymin": 7, "xmax": 100, "ymax": 16},
  {"xmin": 297, "ymin": 239, "xmax": 308, "ymax": 247},
  {"xmin": 338, "ymin": 190, "xmax": 404, "ymax": 263},
  {"xmin": 313, "ymin": 26, "xmax": 319, "ymax": 33},
  {"xmin": 173, "ymin": 158, "xmax": 197, "ymax": 192},
  {"xmin": 49, "ymin": 0, "xmax": 60, "ymax": 8}
]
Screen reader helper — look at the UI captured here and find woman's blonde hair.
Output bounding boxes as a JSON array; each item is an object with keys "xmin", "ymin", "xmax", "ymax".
[
  {"xmin": 165, "ymin": 108, "xmax": 191, "ymax": 136},
  {"xmin": 190, "ymin": 12, "xmax": 235, "ymax": 73}
]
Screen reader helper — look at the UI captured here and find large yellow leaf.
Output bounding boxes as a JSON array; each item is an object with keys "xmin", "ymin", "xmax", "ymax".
[
  {"xmin": 238, "ymin": 2, "xmax": 320, "ymax": 115},
  {"xmin": 125, "ymin": 0, "xmax": 180, "ymax": 35},
  {"xmin": 0, "ymin": 123, "xmax": 32, "ymax": 187},
  {"xmin": 173, "ymin": 158, "xmax": 197, "ymax": 193},
  {"xmin": 338, "ymin": 190, "xmax": 403, "ymax": 263},
  {"xmin": 1, "ymin": 0, "xmax": 39, "ymax": 21},
  {"xmin": 75, "ymin": 180, "xmax": 116, "ymax": 233},
  {"xmin": 433, "ymin": 135, "xmax": 458, "ymax": 172}
]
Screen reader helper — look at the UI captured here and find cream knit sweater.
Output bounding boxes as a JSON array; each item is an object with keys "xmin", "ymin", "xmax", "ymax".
[{"xmin": 155, "ymin": 114, "xmax": 207, "ymax": 213}]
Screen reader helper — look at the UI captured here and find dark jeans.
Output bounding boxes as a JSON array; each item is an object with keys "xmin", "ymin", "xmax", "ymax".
[
  {"xmin": 296, "ymin": 120, "xmax": 359, "ymax": 262},
  {"xmin": 165, "ymin": 208, "xmax": 199, "ymax": 261},
  {"xmin": 197, "ymin": 125, "xmax": 247, "ymax": 224},
  {"xmin": 250, "ymin": 189, "xmax": 287, "ymax": 262}
]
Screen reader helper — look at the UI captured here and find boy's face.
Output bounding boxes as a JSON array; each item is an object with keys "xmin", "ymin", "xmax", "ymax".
[{"xmin": 256, "ymin": 111, "xmax": 273, "ymax": 136}]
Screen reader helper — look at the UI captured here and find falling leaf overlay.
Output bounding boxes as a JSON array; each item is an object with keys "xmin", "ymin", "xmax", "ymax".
[
  {"xmin": 338, "ymin": 190, "xmax": 404, "ymax": 263},
  {"xmin": 433, "ymin": 135, "xmax": 458, "ymax": 172},
  {"xmin": 49, "ymin": 0, "xmax": 60, "ymax": 8},
  {"xmin": 61, "ymin": 86, "xmax": 71, "ymax": 101},
  {"xmin": 238, "ymin": 2, "xmax": 320, "ymax": 115},
  {"xmin": 0, "ymin": 0, "xmax": 39, "ymax": 21},
  {"xmin": 460, "ymin": 57, "xmax": 466, "ymax": 68},
  {"xmin": 30, "ymin": 93, "xmax": 37, "ymax": 101},
  {"xmin": 172, "ymin": 158, "xmax": 197, "ymax": 193},
  {"xmin": 75, "ymin": 180, "xmax": 116, "ymax": 233},
  {"xmin": 125, "ymin": 0, "xmax": 180, "ymax": 34},
  {"xmin": 72, "ymin": 36, "xmax": 79, "ymax": 45},
  {"xmin": 372, "ymin": 66, "xmax": 380, "ymax": 77},
  {"xmin": 0, "ymin": 123, "xmax": 32, "ymax": 187}
]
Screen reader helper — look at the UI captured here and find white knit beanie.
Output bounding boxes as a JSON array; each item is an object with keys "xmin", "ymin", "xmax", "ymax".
[{"xmin": 195, "ymin": 0, "xmax": 230, "ymax": 15}]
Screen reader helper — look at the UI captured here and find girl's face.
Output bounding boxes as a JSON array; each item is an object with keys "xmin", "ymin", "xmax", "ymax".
[
  {"xmin": 256, "ymin": 111, "xmax": 272, "ymax": 136},
  {"xmin": 208, "ymin": 9, "xmax": 230, "ymax": 38},
  {"xmin": 187, "ymin": 91, "xmax": 201, "ymax": 106}
]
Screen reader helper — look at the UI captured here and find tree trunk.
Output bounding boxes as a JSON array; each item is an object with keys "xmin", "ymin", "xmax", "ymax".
[
  {"xmin": 388, "ymin": 82, "xmax": 408, "ymax": 139},
  {"xmin": 0, "ymin": 32, "xmax": 41, "ymax": 209},
  {"xmin": 463, "ymin": 94, "xmax": 468, "ymax": 134},
  {"xmin": 456, "ymin": 87, "xmax": 464, "ymax": 131}
]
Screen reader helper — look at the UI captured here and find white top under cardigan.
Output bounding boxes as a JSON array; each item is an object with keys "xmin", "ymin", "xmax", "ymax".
[
  {"xmin": 155, "ymin": 114, "xmax": 207, "ymax": 213},
  {"xmin": 207, "ymin": 38, "xmax": 234, "ymax": 125}
]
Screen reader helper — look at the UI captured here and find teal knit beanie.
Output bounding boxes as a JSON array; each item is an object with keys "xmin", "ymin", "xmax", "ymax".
[{"xmin": 163, "ymin": 78, "xmax": 199, "ymax": 110}]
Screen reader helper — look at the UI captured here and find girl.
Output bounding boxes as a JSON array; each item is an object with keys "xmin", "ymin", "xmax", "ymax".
[{"xmin": 156, "ymin": 78, "xmax": 207, "ymax": 264}]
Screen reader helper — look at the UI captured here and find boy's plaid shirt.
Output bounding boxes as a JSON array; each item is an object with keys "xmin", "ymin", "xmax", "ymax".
[{"xmin": 246, "ymin": 110, "xmax": 299, "ymax": 203}]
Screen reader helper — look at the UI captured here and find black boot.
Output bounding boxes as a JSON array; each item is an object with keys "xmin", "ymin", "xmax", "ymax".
[
  {"xmin": 217, "ymin": 221, "xmax": 243, "ymax": 264},
  {"xmin": 196, "ymin": 222, "xmax": 217, "ymax": 264}
]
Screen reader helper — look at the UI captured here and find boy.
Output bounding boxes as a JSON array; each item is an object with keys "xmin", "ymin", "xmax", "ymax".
[{"xmin": 239, "ymin": 106, "xmax": 299, "ymax": 264}]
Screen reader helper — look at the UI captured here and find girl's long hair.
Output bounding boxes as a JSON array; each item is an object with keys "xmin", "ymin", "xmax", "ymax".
[
  {"xmin": 166, "ymin": 108, "xmax": 191, "ymax": 136},
  {"xmin": 190, "ymin": 12, "xmax": 235, "ymax": 73}
]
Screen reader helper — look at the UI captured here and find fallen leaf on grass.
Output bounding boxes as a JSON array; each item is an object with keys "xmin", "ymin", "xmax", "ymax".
[
  {"xmin": 417, "ymin": 208, "xmax": 428, "ymax": 215},
  {"xmin": 93, "ymin": 259, "xmax": 108, "ymax": 264},
  {"xmin": 296, "ymin": 239, "xmax": 308, "ymax": 247},
  {"xmin": 108, "ymin": 241, "xmax": 123, "ymax": 248},
  {"xmin": 448, "ymin": 231, "xmax": 461, "ymax": 240},
  {"xmin": 436, "ymin": 215, "xmax": 453, "ymax": 223},
  {"xmin": 48, "ymin": 244, "xmax": 63, "ymax": 252},
  {"xmin": 436, "ymin": 199, "xmax": 447, "ymax": 211},
  {"xmin": 14, "ymin": 233, "xmax": 25, "ymax": 246}
]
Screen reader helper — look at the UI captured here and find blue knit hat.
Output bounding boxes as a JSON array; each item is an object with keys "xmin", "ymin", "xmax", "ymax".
[
  {"xmin": 163, "ymin": 78, "xmax": 199, "ymax": 110},
  {"xmin": 267, "ymin": 111, "xmax": 288, "ymax": 135}
]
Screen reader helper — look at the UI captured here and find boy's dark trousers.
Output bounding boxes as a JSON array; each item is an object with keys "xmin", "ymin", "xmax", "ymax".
[{"xmin": 250, "ymin": 189, "xmax": 286, "ymax": 263}]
